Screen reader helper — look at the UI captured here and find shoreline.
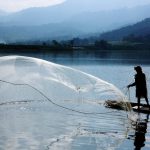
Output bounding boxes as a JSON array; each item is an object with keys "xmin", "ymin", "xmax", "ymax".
[{"xmin": 0, "ymin": 44, "xmax": 150, "ymax": 65}]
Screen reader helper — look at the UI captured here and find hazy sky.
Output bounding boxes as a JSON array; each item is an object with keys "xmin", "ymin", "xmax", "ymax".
[
  {"xmin": 1, "ymin": 0, "xmax": 150, "ymax": 12},
  {"xmin": 0, "ymin": 0, "xmax": 65, "ymax": 12}
]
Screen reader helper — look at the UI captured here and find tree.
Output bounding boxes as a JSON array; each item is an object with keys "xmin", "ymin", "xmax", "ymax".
[{"xmin": 94, "ymin": 40, "xmax": 110, "ymax": 49}]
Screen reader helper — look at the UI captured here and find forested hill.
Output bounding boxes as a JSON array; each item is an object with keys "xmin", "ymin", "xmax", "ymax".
[{"xmin": 100, "ymin": 18, "xmax": 150, "ymax": 41}]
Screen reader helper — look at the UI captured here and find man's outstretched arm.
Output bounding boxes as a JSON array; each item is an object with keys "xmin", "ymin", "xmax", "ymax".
[{"xmin": 127, "ymin": 82, "xmax": 136, "ymax": 88}]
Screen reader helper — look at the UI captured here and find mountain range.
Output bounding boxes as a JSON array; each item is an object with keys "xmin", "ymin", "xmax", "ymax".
[
  {"xmin": 100, "ymin": 18, "xmax": 150, "ymax": 41},
  {"xmin": 0, "ymin": 10, "xmax": 8, "ymax": 16},
  {"xmin": 0, "ymin": 0, "xmax": 150, "ymax": 43},
  {"xmin": 0, "ymin": 0, "xmax": 107, "ymax": 26}
]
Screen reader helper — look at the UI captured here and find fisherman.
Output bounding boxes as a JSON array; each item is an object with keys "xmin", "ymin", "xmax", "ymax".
[{"xmin": 127, "ymin": 66, "xmax": 150, "ymax": 110}]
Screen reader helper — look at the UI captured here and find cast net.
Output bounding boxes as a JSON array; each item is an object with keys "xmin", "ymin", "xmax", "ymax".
[
  {"xmin": 0, "ymin": 56, "xmax": 131, "ymax": 114},
  {"xmin": 0, "ymin": 55, "xmax": 136, "ymax": 150}
]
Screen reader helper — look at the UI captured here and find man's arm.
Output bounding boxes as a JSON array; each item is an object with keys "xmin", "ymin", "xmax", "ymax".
[{"xmin": 127, "ymin": 82, "xmax": 136, "ymax": 88}]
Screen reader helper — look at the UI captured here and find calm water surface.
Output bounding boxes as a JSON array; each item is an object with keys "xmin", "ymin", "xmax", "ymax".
[{"xmin": 0, "ymin": 55, "xmax": 150, "ymax": 150}]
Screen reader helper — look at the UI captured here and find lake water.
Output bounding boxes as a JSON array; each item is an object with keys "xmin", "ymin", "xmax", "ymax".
[{"xmin": 0, "ymin": 55, "xmax": 150, "ymax": 150}]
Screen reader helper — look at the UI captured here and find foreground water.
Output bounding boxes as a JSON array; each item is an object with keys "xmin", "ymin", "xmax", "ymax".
[
  {"xmin": 0, "ymin": 55, "xmax": 150, "ymax": 150},
  {"xmin": 68, "ymin": 62, "xmax": 150, "ymax": 150}
]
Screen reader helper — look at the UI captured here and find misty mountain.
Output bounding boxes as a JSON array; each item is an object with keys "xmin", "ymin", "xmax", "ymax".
[
  {"xmin": 64, "ymin": 6, "xmax": 150, "ymax": 33},
  {"xmin": 0, "ymin": 23, "xmax": 84, "ymax": 43},
  {"xmin": 1, "ymin": 0, "xmax": 150, "ymax": 27},
  {"xmin": 1, "ymin": 0, "xmax": 150, "ymax": 43},
  {"xmin": 0, "ymin": 0, "xmax": 106, "ymax": 26},
  {"xmin": 0, "ymin": 10, "xmax": 8, "ymax": 16},
  {"xmin": 0, "ymin": 10, "xmax": 4, "ymax": 15},
  {"xmin": 99, "ymin": 18, "xmax": 150, "ymax": 41}
]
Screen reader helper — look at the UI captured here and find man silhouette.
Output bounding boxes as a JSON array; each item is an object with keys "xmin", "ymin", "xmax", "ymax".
[{"xmin": 127, "ymin": 66, "xmax": 150, "ymax": 110}]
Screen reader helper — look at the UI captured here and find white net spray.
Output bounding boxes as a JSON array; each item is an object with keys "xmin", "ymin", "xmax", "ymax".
[
  {"xmin": 0, "ymin": 56, "xmax": 131, "ymax": 114},
  {"xmin": 0, "ymin": 56, "xmax": 135, "ymax": 150}
]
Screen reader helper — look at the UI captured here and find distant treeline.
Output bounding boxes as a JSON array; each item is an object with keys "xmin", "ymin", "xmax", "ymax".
[
  {"xmin": 1, "ymin": 36, "xmax": 150, "ymax": 55},
  {"xmin": 123, "ymin": 34, "xmax": 150, "ymax": 43},
  {"xmin": 0, "ymin": 40, "xmax": 73, "ymax": 53}
]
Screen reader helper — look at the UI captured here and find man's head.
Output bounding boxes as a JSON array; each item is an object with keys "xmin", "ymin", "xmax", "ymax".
[{"xmin": 134, "ymin": 66, "xmax": 142, "ymax": 73}]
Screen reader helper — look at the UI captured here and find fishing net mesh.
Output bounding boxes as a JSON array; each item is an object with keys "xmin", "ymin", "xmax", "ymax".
[{"xmin": 0, "ymin": 56, "xmax": 131, "ymax": 114}]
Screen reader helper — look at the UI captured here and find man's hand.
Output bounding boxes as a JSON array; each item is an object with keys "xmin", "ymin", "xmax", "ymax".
[{"xmin": 127, "ymin": 85, "xmax": 130, "ymax": 89}]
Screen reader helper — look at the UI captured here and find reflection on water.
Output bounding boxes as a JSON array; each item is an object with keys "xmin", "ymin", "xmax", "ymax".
[
  {"xmin": 134, "ymin": 113, "xmax": 149, "ymax": 150},
  {"xmin": 0, "ymin": 55, "xmax": 150, "ymax": 150},
  {"xmin": 0, "ymin": 101, "xmax": 128, "ymax": 150},
  {"xmin": 127, "ymin": 113, "xmax": 150, "ymax": 150}
]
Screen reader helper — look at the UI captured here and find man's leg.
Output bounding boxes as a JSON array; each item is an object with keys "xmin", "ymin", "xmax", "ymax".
[
  {"xmin": 138, "ymin": 97, "xmax": 140, "ymax": 110},
  {"xmin": 145, "ymin": 97, "xmax": 150, "ymax": 108}
]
